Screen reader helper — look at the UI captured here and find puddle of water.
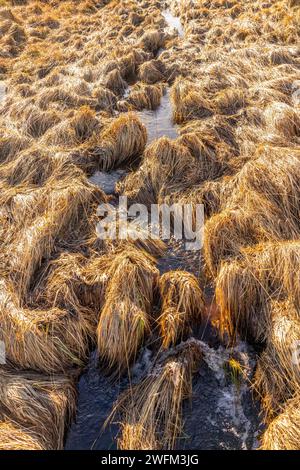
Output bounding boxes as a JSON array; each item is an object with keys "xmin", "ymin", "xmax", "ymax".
[
  {"xmin": 162, "ymin": 9, "xmax": 184, "ymax": 37},
  {"xmin": 138, "ymin": 89, "xmax": 178, "ymax": 144},
  {"xmin": 89, "ymin": 170, "xmax": 126, "ymax": 194},
  {"xmin": 0, "ymin": 81, "xmax": 7, "ymax": 105}
]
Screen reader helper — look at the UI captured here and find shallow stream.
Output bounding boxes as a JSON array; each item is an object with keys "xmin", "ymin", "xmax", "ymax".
[{"xmin": 65, "ymin": 8, "xmax": 262, "ymax": 451}]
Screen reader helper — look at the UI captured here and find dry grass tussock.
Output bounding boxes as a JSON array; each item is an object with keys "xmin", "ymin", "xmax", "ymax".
[
  {"xmin": 88, "ymin": 113, "xmax": 147, "ymax": 171},
  {"xmin": 38, "ymin": 252, "xmax": 111, "ymax": 316},
  {"xmin": 0, "ymin": 421, "xmax": 44, "ymax": 450},
  {"xmin": 260, "ymin": 395, "xmax": 300, "ymax": 450},
  {"xmin": 5, "ymin": 174, "xmax": 105, "ymax": 299},
  {"xmin": 0, "ymin": 369, "xmax": 76, "ymax": 449},
  {"xmin": 159, "ymin": 271, "xmax": 205, "ymax": 349},
  {"xmin": 204, "ymin": 149, "xmax": 300, "ymax": 276},
  {"xmin": 216, "ymin": 241, "xmax": 300, "ymax": 342},
  {"xmin": 111, "ymin": 341, "xmax": 202, "ymax": 450},
  {"xmin": 0, "ymin": 278, "xmax": 94, "ymax": 373},
  {"xmin": 164, "ymin": 0, "xmax": 300, "ymax": 448},
  {"xmin": 118, "ymin": 136, "xmax": 202, "ymax": 205},
  {"xmin": 0, "ymin": 0, "xmax": 171, "ymax": 448},
  {"xmin": 254, "ymin": 300, "xmax": 300, "ymax": 420},
  {"xmin": 97, "ymin": 247, "xmax": 159, "ymax": 374}
]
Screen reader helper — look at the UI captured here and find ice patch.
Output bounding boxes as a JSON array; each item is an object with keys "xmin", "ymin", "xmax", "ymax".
[
  {"xmin": 0, "ymin": 81, "xmax": 7, "ymax": 105},
  {"xmin": 138, "ymin": 89, "xmax": 178, "ymax": 144},
  {"xmin": 0, "ymin": 340, "xmax": 6, "ymax": 365},
  {"xmin": 162, "ymin": 9, "xmax": 184, "ymax": 37},
  {"xmin": 89, "ymin": 170, "xmax": 126, "ymax": 194}
]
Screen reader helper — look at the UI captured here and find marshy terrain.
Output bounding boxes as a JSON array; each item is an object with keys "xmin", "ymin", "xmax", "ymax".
[{"xmin": 0, "ymin": 0, "xmax": 300, "ymax": 451}]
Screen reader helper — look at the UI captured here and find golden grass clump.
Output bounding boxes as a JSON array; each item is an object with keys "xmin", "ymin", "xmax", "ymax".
[
  {"xmin": 260, "ymin": 396, "xmax": 300, "ymax": 450},
  {"xmin": 225, "ymin": 149, "xmax": 300, "ymax": 240},
  {"xmin": 91, "ymin": 113, "xmax": 147, "ymax": 171},
  {"xmin": 213, "ymin": 88, "xmax": 246, "ymax": 115},
  {"xmin": 38, "ymin": 252, "xmax": 110, "ymax": 318},
  {"xmin": 0, "ymin": 278, "xmax": 94, "ymax": 373},
  {"xmin": 177, "ymin": 130, "xmax": 227, "ymax": 182},
  {"xmin": 0, "ymin": 421, "xmax": 44, "ymax": 450},
  {"xmin": 254, "ymin": 300, "xmax": 300, "ymax": 420},
  {"xmin": 123, "ymin": 136, "xmax": 200, "ymax": 204},
  {"xmin": 204, "ymin": 208, "xmax": 259, "ymax": 277},
  {"xmin": 97, "ymin": 248, "xmax": 159, "ymax": 373},
  {"xmin": 241, "ymin": 241, "xmax": 300, "ymax": 311},
  {"xmin": 36, "ymin": 86, "xmax": 81, "ymax": 110},
  {"xmin": 8, "ymin": 176, "xmax": 103, "ymax": 298},
  {"xmin": 126, "ymin": 83, "xmax": 164, "ymax": 111},
  {"xmin": 92, "ymin": 85, "xmax": 117, "ymax": 110},
  {"xmin": 171, "ymin": 78, "xmax": 213, "ymax": 124},
  {"xmin": 0, "ymin": 146, "xmax": 67, "ymax": 186},
  {"xmin": 144, "ymin": 136, "xmax": 197, "ymax": 191},
  {"xmin": 139, "ymin": 60, "xmax": 165, "ymax": 84},
  {"xmin": 0, "ymin": 369, "xmax": 76, "ymax": 449},
  {"xmin": 114, "ymin": 342, "xmax": 202, "ymax": 450},
  {"xmin": 215, "ymin": 259, "xmax": 267, "ymax": 342},
  {"xmin": 139, "ymin": 29, "xmax": 165, "ymax": 53},
  {"xmin": 2, "ymin": 0, "xmax": 300, "ymax": 451},
  {"xmin": 118, "ymin": 424, "xmax": 157, "ymax": 450},
  {"xmin": 159, "ymin": 271, "xmax": 205, "ymax": 349},
  {"xmin": 95, "ymin": 218, "xmax": 167, "ymax": 259},
  {"xmin": 102, "ymin": 68, "xmax": 128, "ymax": 95},
  {"xmin": 0, "ymin": 129, "xmax": 30, "ymax": 164},
  {"xmin": 264, "ymin": 102, "xmax": 300, "ymax": 140}
]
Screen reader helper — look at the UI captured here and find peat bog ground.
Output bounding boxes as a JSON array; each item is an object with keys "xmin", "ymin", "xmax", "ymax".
[{"xmin": 0, "ymin": 0, "xmax": 300, "ymax": 451}]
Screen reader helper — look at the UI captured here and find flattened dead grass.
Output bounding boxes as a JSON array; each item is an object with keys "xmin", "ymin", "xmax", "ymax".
[{"xmin": 0, "ymin": 369, "xmax": 76, "ymax": 449}]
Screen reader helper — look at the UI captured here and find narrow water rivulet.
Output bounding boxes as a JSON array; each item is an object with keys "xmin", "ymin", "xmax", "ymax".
[{"xmin": 65, "ymin": 7, "xmax": 262, "ymax": 451}]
